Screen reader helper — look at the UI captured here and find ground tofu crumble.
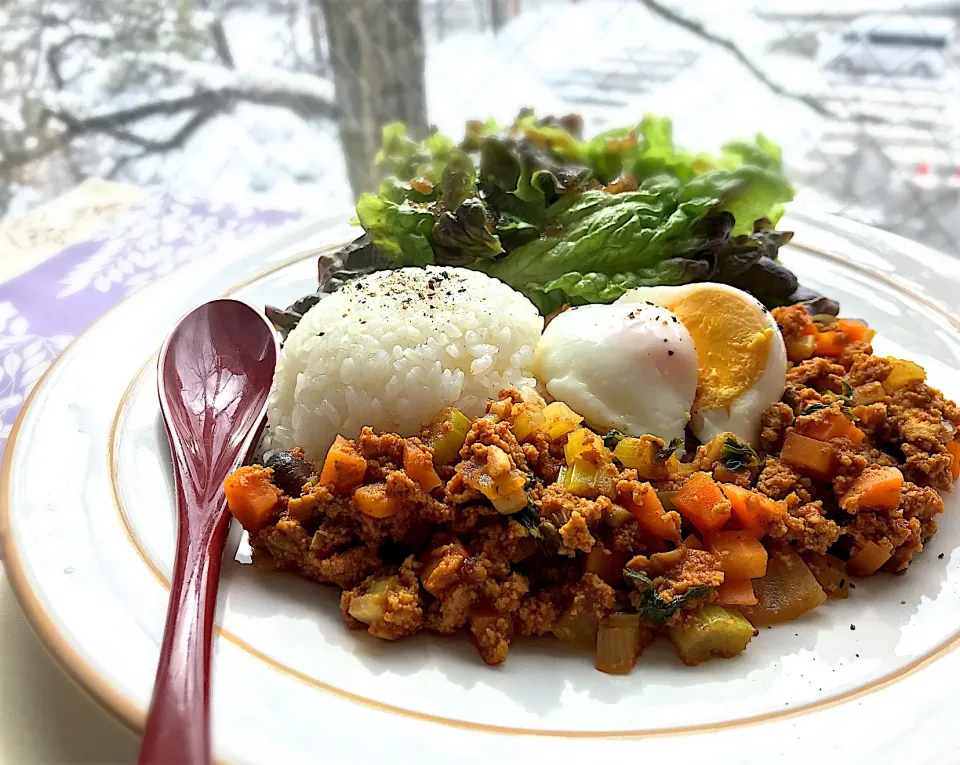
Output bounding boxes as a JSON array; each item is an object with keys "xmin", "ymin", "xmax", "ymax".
[{"xmin": 227, "ymin": 303, "xmax": 959, "ymax": 668}]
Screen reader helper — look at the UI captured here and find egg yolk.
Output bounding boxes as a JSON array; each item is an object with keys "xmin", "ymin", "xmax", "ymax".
[{"xmin": 667, "ymin": 290, "xmax": 771, "ymax": 412}]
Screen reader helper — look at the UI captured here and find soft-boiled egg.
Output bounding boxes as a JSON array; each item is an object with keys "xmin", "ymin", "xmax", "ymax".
[
  {"xmin": 534, "ymin": 302, "xmax": 699, "ymax": 443},
  {"xmin": 617, "ymin": 283, "xmax": 787, "ymax": 446}
]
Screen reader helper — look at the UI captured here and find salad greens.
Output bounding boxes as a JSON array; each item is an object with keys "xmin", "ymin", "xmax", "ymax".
[{"xmin": 269, "ymin": 111, "xmax": 838, "ymax": 328}]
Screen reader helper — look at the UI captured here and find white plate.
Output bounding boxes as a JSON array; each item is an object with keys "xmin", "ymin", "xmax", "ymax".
[{"xmin": 3, "ymin": 210, "xmax": 960, "ymax": 765}]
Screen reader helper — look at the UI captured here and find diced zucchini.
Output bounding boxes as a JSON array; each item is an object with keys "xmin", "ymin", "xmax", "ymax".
[
  {"xmin": 740, "ymin": 549, "xmax": 827, "ymax": 627},
  {"xmin": 852, "ymin": 382, "xmax": 886, "ymax": 406},
  {"xmin": 512, "ymin": 408, "xmax": 545, "ymax": 442},
  {"xmin": 347, "ymin": 576, "xmax": 399, "ymax": 625},
  {"xmin": 596, "ymin": 613, "xmax": 640, "ymax": 674},
  {"xmin": 803, "ymin": 552, "xmax": 850, "ymax": 599},
  {"xmin": 463, "ymin": 464, "xmax": 527, "ymax": 513},
  {"xmin": 425, "ymin": 407, "xmax": 471, "ymax": 465},
  {"xmin": 558, "ymin": 459, "xmax": 617, "ymax": 498},
  {"xmin": 613, "ymin": 435, "xmax": 679, "ymax": 480},
  {"xmin": 490, "ymin": 488, "xmax": 527, "ymax": 514},
  {"xmin": 540, "ymin": 401, "xmax": 583, "ymax": 441},
  {"xmin": 669, "ymin": 605, "xmax": 755, "ymax": 666},
  {"xmin": 613, "ymin": 436, "xmax": 656, "ymax": 470},
  {"xmin": 553, "ymin": 608, "xmax": 598, "ymax": 649},
  {"xmin": 882, "ymin": 358, "xmax": 926, "ymax": 393},
  {"xmin": 564, "ymin": 428, "xmax": 610, "ymax": 466}
]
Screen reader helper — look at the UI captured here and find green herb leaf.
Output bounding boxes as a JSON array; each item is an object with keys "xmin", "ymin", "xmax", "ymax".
[
  {"xmin": 800, "ymin": 402, "xmax": 856, "ymax": 421},
  {"xmin": 602, "ymin": 429, "xmax": 628, "ymax": 450},
  {"xmin": 719, "ymin": 436, "xmax": 760, "ymax": 471},
  {"xmin": 656, "ymin": 437, "xmax": 684, "ymax": 462},
  {"xmin": 623, "ymin": 568, "xmax": 711, "ymax": 625},
  {"xmin": 514, "ymin": 504, "xmax": 543, "ymax": 539}
]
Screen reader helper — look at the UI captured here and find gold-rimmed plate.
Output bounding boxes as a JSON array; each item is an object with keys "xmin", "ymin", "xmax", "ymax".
[{"xmin": 3, "ymin": 210, "xmax": 960, "ymax": 764}]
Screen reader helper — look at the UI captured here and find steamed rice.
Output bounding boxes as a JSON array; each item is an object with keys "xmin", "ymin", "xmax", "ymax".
[{"xmin": 266, "ymin": 266, "xmax": 543, "ymax": 457}]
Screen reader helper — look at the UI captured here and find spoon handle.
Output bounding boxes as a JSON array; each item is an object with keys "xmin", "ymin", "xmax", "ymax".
[{"xmin": 138, "ymin": 498, "xmax": 230, "ymax": 765}]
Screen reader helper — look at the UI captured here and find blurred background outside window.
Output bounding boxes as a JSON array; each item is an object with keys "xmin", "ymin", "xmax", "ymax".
[{"xmin": 1, "ymin": 0, "xmax": 958, "ymax": 253}]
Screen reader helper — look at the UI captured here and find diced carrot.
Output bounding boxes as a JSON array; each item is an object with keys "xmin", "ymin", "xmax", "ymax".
[
  {"xmin": 781, "ymin": 431, "xmax": 836, "ymax": 479},
  {"xmin": 352, "ymin": 483, "xmax": 401, "ymax": 518},
  {"xmin": 403, "ymin": 442, "xmax": 443, "ymax": 493},
  {"xmin": 672, "ymin": 472, "xmax": 731, "ymax": 534},
  {"xmin": 583, "ymin": 543, "xmax": 631, "ymax": 585},
  {"xmin": 948, "ymin": 440, "xmax": 960, "ymax": 481},
  {"xmin": 319, "ymin": 435, "xmax": 368, "ymax": 494},
  {"xmin": 839, "ymin": 466, "xmax": 903, "ymax": 512},
  {"xmin": 224, "ymin": 466, "xmax": 282, "ymax": 531},
  {"xmin": 837, "ymin": 318, "xmax": 873, "ymax": 344},
  {"xmin": 813, "ymin": 330, "xmax": 847, "ymax": 357},
  {"xmin": 720, "ymin": 484, "xmax": 785, "ymax": 536},
  {"xmin": 706, "ymin": 530, "xmax": 768, "ymax": 579},
  {"xmin": 847, "ymin": 539, "xmax": 894, "ymax": 577},
  {"xmin": 721, "ymin": 484, "xmax": 750, "ymax": 515},
  {"xmin": 716, "ymin": 577, "xmax": 758, "ymax": 607},
  {"xmin": 803, "ymin": 408, "xmax": 865, "ymax": 446},
  {"xmin": 623, "ymin": 483, "xmax": 682, "ymax": 542}
]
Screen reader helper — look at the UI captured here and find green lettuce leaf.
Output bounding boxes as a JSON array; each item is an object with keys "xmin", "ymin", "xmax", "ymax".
[
  {"xmin": 484, "ymin": 179, "xmax": 719, "ymax": 292},
  {"xmin": 355, "ymin": 193, "xmax": 435, "ymax": 267},
  {"xmin": 433, "ymin": 198, "xmax": 505, "ymax": 266},
  {"xmin": 376, "ymin": 123, "xmax": 456, "ymax": 183},
  {"xmin": 439, "ymin": 149, "xmax": 477, "ymax": 210},
  {"xmin": 530, "ymin": 258, "xmax": 711, "ymax": 307},
  {"xmin": 342, "ymin": 111, "xmax": 811, "ymax": 313}
]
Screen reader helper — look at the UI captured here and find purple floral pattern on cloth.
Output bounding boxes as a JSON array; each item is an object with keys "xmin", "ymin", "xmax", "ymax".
[{"xmin": 0, "ymin": 193, "xmax": 298, "ymax": 446}]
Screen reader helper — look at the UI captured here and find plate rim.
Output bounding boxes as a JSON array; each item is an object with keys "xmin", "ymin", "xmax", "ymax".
[{"xmin": 3, "ymin": 209, "xmax": 960, "ymax": 749}]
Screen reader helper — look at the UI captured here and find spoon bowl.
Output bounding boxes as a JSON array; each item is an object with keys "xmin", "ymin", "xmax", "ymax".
[{"xmin": 140, "ymin": 298, "xmax": 278, "ymax": 765}]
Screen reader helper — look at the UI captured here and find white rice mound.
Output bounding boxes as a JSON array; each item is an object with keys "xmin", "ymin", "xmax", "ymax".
[{"xmin": 266, "ymin": 266, "xmax": 543, "ymax": 458}]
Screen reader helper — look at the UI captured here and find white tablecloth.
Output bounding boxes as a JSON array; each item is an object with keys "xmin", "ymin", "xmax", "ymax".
[{"xmin": 0, "ymin": 566, "xmax": 139, "ymax": 764}]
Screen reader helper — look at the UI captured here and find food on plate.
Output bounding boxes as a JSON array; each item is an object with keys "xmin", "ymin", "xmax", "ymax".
[
  {"xmin": 534, "ymin": 301, "xmax": 699, "ymax": 444},
  {"xmin": 265, "ymin": 266, "xmax": 541, "ymax": 458},
  {"xmin": 266, "ymin": 111, "xmax": 839, "ymax": 336},
  {"xmin": 226, "ymin": 274, "xmax": 959, "ymax": 672},
  {"xmin": 617, "ymin": 283, "xmax": 788, "ymax": 447}
]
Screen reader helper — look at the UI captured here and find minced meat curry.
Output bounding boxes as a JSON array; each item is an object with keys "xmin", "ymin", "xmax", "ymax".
[{"xmin": 224, "ymin": 305, "xmax": 960, "ymax": 673}]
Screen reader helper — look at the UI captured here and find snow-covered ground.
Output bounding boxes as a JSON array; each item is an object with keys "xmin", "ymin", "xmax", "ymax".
[{"xmin": 5, "ymin": 0, "xmax": 958, "ymax": 253}]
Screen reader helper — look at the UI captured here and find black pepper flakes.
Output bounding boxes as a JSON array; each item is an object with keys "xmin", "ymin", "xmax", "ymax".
[
  {"xmin": 939, "ymin": 553, "xmax": 945, "ymax": 559},
  {"xmin": 850, "ymin": 624, "xmax": 856, "ymax": 631},
  {"xmin": 668, "ymin": 350, "xmax": 674, "ymax": 356}
]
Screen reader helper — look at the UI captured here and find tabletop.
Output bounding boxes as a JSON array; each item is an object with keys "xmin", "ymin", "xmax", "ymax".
[{"xmin": 0, "ymin": 181, "xmax": 302, "ymax": 764}]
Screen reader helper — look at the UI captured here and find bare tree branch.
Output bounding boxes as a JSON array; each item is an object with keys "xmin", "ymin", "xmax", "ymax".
[
  {"xmin": 53, "ymin": 102, "xmax": 222, "ymax": 153},
  {"xmin": 46, "ymin": 32, "xmax": 111, "ymax": 90},
  {"xmin": 196, "ymin": 0, "xmax": 236, "ymax": 68},
  {"xmin": 635, "ymin": 0, "xmax": 837, "ymax": 120}
]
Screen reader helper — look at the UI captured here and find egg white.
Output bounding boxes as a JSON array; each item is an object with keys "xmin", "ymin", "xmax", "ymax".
[{"xmin": 534, "ymin": 302, "xmax": 698, "ymax": 443}]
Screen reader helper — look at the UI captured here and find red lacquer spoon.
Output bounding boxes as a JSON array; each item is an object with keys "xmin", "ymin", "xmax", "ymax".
[{"xmin": 140, "ymin": 299, "xmax": 278, "ymax": 765}]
